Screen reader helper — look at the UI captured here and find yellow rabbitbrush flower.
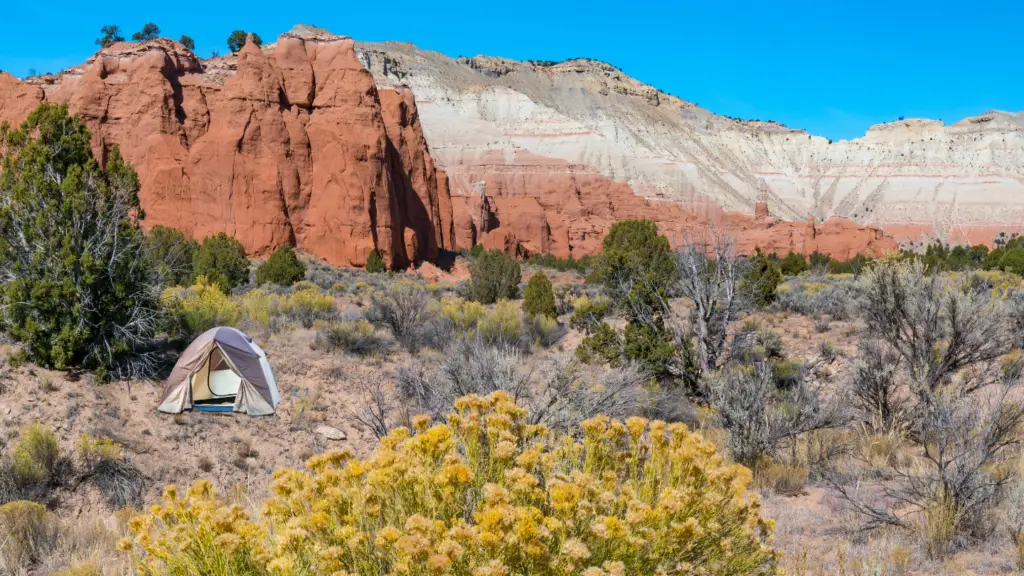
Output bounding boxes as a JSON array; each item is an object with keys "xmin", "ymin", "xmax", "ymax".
[{"xmin": 125, "ymin": 392, "xmax": 779, "ymax": 575}]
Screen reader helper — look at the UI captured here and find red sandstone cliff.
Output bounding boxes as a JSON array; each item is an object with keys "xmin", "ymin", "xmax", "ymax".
[
  {"xmin": 0, "ymin": 27, "xmax": 896, "ymax": 267},
  {"xmin": 458, "ymin": 151, "xmax": 897, "ymax": 260},
  {"xmin": 0, "ymin": 29, "xmax": 453, "ymax": 269}
]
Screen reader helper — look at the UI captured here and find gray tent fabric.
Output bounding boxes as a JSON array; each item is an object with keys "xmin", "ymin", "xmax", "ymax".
[{"xmin": 159, "ymin": 327, "xmax": 279, "ymax": 416}]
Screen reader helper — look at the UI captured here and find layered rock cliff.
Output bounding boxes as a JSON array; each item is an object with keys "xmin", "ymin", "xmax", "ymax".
[
  {"xmin": 356, "ymin": 41, "xmax": 1024, "ymax": 251},
  {"xmin": 0, "ymin": 27, "xmax": 454, "ymax": 268}
]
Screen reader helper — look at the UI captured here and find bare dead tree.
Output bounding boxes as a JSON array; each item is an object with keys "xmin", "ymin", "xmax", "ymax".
[{"xmin": 670, "ymin": 230, "xmax": 743, "ymax": 379}]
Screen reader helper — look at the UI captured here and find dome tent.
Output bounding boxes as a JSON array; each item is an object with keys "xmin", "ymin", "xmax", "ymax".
[{"xmin": 158, "ymin": 327, "xmax": 280, "ymax": 416}]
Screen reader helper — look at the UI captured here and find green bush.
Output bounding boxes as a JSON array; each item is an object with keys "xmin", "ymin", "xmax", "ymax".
[
  {"xmin": 227, "ymin": 30, "xmax": 262, "ymax": 53},
  {"xmin": 0, "ymin": 104, "xmax": 159, "ymax": 377},
  {"xmin": 595, "ymin": 219, "xmax": 678, "ymax": 314},
  {"xmin": 192, "ymin": 233, "xmax": 250, "ymax": 292},
  {"xmin": 743, "ymin": 250, "xmax": 783, "ymax": 307},
  {"xmin": 528, "ymin": 253, "xmax": 595, "ymax": 274},
  {"xmin": 779, "ymin": 252, "xmax": 809, "ymax": 276},
  {"xmin": 146, "ymin": 225, "xmax": 198, "ymax": 287},
  {"xmin": 569, "ymin": 295, "xmax": 612, "ymax": 334},
  {"xmin": 623, "ymin": 322, "xmax": 677, "ymax": 376},
  {"xmin": 576, "ymin": 322, "xmax": 623, "ymax": 366},
  {"xmin": 469, "ymin": 244, "xmax": 484, "ymax": 258},
  {"xmin": 365, "ymin": 250, "xmax": 386, "ymax": 273},
  {"xmin": 255, "ymin": 245, "xmax": 306, "ymax": 287},
  {"xmin": 522, "ymin": 271, "xmax": 557, "ymax": 318},
  {"xmin": 467, "ymin": 249, "xmax": 521, "ymax": 304},
  {"xmin": 178, "ymin": 35, "xmax": 195, "ymax": 51}
]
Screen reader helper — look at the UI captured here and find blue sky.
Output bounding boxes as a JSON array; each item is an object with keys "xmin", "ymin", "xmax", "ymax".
[{"xmin": 1, "ymin": 0, "xmax": 1021, "ymax": 141}]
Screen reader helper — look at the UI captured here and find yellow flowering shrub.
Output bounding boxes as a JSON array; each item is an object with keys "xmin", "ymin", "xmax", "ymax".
[
  {"xmin": 478, "ymin": 300, "xmax": 524, "ymax": 346},
  {"xmin": 76, "ymin": 434, "xmax": 122, "ymax": 466},
  {"xmin": 237, "ymin": 289, "xmax": 286, "ymax": 329},
  {"xmin": 160, "ymin": 278, "xmax": 240, "ymax": 338},
  {"xmin": 281, "ymin": 285, "xmax": 336, "ymax": 328},
  {"xmin": 125, "ymin": 392, "xmax": 779, "ymax": 575},
  {"xmin": 439, "ymin": 297, "xmax": 486, "ymax": 332}
]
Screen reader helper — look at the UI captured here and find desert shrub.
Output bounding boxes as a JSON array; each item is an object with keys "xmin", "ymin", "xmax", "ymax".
[
  {"xmin": 124, "ymin": 392, "xmax": 779, "ymax": 576},
  {"xmin": 438, "ymin": 297, "xmax": 486, "ymax": 333},
  {"xmin": 365, "ymin": 281, "xmax": 438, "ymax": 352},
  {"xmin": 131, "ymin": 22, "xmax": 160, "ymax": 42},
  {"xmin": 730, "ymin": 324, "xmax": 784, "ymax": 364},
  {"xmin": 227, "ymin": 30, "xmax": 262, "ymax": 53},
  {"xmin": 255, "ymin": 245, "xmax": 306, "ymax": 287},
  {"xmin": 528, "ymin": 253, "xmax": 595, "ymax": 274},
  {"xmin": 576, "ymin": 323, "xmax": 623, "ymax": 366},
  {"xmin": 772, "ymin": 277, "xmax": 860, "ymax": 320},
  {"xmin": 365, "ymin": 249, "xmax": 386, "ymax": 273},
  {"xmin": 178, "ymin": 35, "xmax": 195, "ymax": 50},
  {"xmin": 161, "ymin": 279, "xmax": 240, "ymax": 339},
  {"xmin": 623, "ymin": 322, "xmax": 678, "ymax": 376},
  {"xmin": 75, "ymin": 434, "xmax": 121, "ymax": 467},
  {"xmin": 595, "ymin": 220, "xmax": 678, "ymax": 330},
  {"xmin": 281, "ymin": 285, "xmax": 335, "ymax": 329},
  {"xmin": 553, "ymin": 282, "xmax": 579, "ymax": 315},
  {"xmin": 75, "ymin": 434, "xmax": 143, "ymax": 508},
  {"xmin": 568, "ymin": 295, "xmax": 612, "ymax": 334},
  {"xmin": 1009, "ymin": 290, "xmax": 1024, "ymax": 348},
  {"xmin": 754, "ymin": 461, "xmax": 808, "ymax": 496},
  {"xmin": 709, "ymin": 364, "xmax": 846, "ymax": 466},
  {"xmin": 192, "ymin": 233, "xmax": 250, "ymax": 293},
  {"xmin": 0, "ymin": 105, "xmax": 160, "ymax": 378},
  {"xmin": 146, "ymin": 225, "xmax": 198, "ymax": 287},
  {"xmin": 861, "ymin": 260, "xmax": 1011, "ymax": 399},
  {"xmin": 468, "ymin": 243, "xmax": 484, "ymax": 258},
  {"xmin": 10, "ymin": 424, "xmax": 60, "ymax": 488},
  {"xmin": 522, "ymin": 271, "xmax": 557, "ymax": 318},
  {"xmin": 477, "ymin": 300, "xmax": 526, "ymax": 349},
  {"xmin": 467, "ymin": 250, "xmax": 521, "ymax": 304},
  {"xmin": 236, "ymin": 289, "xmax": 287, "ymax": 334},
  {"xmin": 526, "ymin": 314, "xmax": 565, "ymax": 348},
  {"xmin": 847, "ymin": 340, "xmax": 907, "ymax": 433},
  {"xmin": 742, "ymin": 250, "xmax": 783, "ymax": 308},
  {"xmin": 0, "ymin": 501, "xmax": 59, "ymax": 574},
  {"xmin": 313, "ymin": 320, "xmax": 390, "ymax": 356},
  {"xmin": 779, "ymin": 252, "xmax": 809, "ymax": 276}
]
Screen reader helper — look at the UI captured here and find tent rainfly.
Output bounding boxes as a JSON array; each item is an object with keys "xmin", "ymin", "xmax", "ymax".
[{"xmin": 159, "ymin": 327, "xmax": 280, "ymax": 416}]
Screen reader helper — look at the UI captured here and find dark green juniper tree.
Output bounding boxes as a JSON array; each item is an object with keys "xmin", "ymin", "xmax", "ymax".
[{"xmin": 0, "ymin": 104, "xmax": 159, "ymax": 379}]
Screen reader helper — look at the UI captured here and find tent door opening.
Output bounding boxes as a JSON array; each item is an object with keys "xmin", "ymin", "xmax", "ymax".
[{"xmin": 190, "ymin": 345, "xmax": 243, "ymax": 412}]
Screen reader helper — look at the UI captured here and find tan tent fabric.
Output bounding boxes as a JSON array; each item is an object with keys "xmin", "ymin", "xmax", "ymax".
[{"xmin": 159, "ymin": 327, "xmax": 279, "ymax": 416}]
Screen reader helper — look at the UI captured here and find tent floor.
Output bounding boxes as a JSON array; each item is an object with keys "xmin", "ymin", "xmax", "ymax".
[
  {"xmin": 195, "ymin": 404, "xmax": 234, "ymax": 413},
  {"xmin": 193, "ymin": 397, "xmax": 236, "ymax": 413}
]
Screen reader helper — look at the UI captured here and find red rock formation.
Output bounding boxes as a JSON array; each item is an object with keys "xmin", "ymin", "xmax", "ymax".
[
  {"xmin": 379, "ymin": 86, "xmax": 454, "ymax": 261},
  {"xmin": 451, "ymin": 151, "xmax": 897, "ymax": 260},
  {"xmin": 0, "ymin": 32, "xmax": 454, "ymax": 269}
]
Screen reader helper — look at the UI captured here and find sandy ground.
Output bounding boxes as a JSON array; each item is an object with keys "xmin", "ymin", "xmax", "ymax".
[{"xmin": 0, "ymin": 293, "xmax": 1020, "ymax": 574}]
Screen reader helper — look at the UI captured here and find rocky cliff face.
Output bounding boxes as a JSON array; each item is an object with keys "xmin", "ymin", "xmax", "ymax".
[
  {"xmin": 356, "ymin": 41, "xmax": 1024, "ymax": 251},
  {"xmin": 0, "ymin": 27, "xmax": 454, "ymax": 268}
]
